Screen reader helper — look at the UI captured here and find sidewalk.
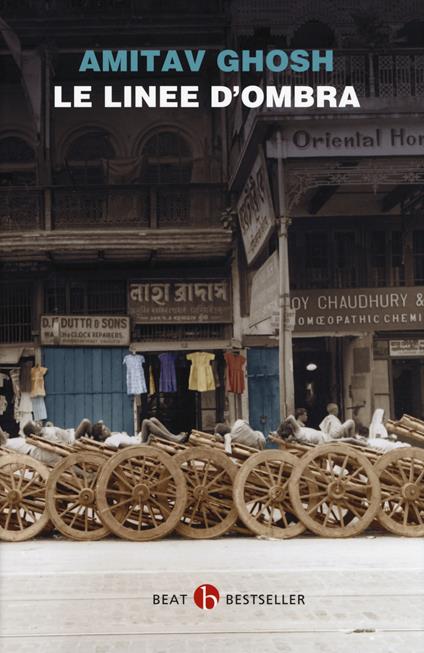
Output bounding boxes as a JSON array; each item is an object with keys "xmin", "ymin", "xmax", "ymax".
[{"xmin": 0, "ymin": 535, "xmax": 423, "ymax": 652}]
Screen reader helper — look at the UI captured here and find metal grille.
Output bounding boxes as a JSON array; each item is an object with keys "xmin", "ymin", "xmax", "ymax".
[
  {"xmin": 134, "ymin": 323, "xmax": 228, "ymax": 342},
  {"xmin": 0, "ymin": 283, "xmax": 32, "ymax": 343},
  {"xmin": 44, "ymin": 280, "xmax": 127, "ymax": 315}
]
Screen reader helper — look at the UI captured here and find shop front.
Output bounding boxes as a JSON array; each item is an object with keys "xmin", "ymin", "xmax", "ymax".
[
  {"xmin": 128, "ymin": 276, "xmax": 235, "ymax": 433},
  {"xmin": 245, "ymin": 256, "xmax": 424, "ymax": 428},
  {"xmin": 39, "ymin": 315, "xmax": 133, "ymax": 433}
]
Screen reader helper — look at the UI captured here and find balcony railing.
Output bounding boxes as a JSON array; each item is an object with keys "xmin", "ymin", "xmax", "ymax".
[
  {"xmin": 0, "ymin": 189, "xmax": 42, "ymax": 232},
  {"xmin": 52, "ymin": 186, "xmax": 224, "ymax": 230},
  {"xmin": 0, "ymin": 186, "xmax": 225, "ymax": 232}
]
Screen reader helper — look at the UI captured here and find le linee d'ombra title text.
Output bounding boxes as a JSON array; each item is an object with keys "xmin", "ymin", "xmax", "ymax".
[{"xmin": 54, "ymin": 49, "xmax": 359, "ymax": 109}]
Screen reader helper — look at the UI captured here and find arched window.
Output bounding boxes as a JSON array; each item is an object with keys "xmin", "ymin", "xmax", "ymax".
[
  {"xmin": 54, "ymin": 130, "xmax": 115, "ymax": 228},
  {"xmin": 0, "ymin": 136, "xmax": 37, "ymax": 231},
  {"xmin": 143, "ymin": 131, "xmax": 192, "ymax": 184},
  {"xmin": 142, "ymin": 131, "xmax": 193, "ymax": 225},
  {"xmin": 65, "ymin": 129, "xmax": 115, "ymax": 185}
]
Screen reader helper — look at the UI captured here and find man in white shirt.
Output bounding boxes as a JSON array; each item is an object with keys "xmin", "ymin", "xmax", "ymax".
[
  {"xmin": 215, "ymin": 420, "xmax": 266, "ymax": 453},
  {"xmin": 319, "ymin": 403, "xmax": 355, "ymax": 439}
]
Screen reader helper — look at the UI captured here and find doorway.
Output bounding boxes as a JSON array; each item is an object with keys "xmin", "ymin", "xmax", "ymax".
[
  {"xmin": 293, "ymin": 343, "xmax": 332, "ymax": 429},
  {"xmin": 392, "ymin": 358, "xmax": 424, "ymax": 420}
]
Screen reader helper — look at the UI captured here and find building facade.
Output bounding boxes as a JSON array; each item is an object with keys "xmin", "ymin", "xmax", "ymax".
[
  {"xmin": 0, "ymin": 1, "xmax": 234, "ymax": 436},
  {"xmin": 228, "ymin": 0, "xmax": 424, "ymax": 431},
  {"xmin": 0, "ymin": 0, "xmax": 423, "ymax": 437}
]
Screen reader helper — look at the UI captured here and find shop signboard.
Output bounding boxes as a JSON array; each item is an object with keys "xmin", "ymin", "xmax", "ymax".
[
  {"xmin": 266, "ymin": 120, "xmax": 424, "ymax": 158},
  {"xmin": 290, "ymin": 286, "xmax": 424, "ymax": 333},
  {"xmin": 40, "ymin": 315, "xmax": 130, "ymax": 346},
  {"xmin": 249, "ymin": 252, "xmax": 279, "ymax": 327},
  {"xmin": 236, "ymin": 147, "xmax": 276, "ymax": 265},
  {"xmin": 389, "ymin": 339, "xmax": 424, "ymax": 357},
  {"xmin": 128, "ymin": 279, "xmax": 232, "ymax": 324}
]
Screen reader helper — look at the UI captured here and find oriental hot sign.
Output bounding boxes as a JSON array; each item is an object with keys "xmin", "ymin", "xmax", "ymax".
[
  {"xmin": 291, "ymin": 287, "xmax": 424, "ymax": 333},
  {"xmin": 129, "ymin": 280, "xmax": 232, "ymax": 324},
  {"xmin": 41, "ymin": 315, "xmax": 130, "ymax": 346},
  {"xmin": 236, "ymin": 147, "xmax": 275, "ymax": 265}
]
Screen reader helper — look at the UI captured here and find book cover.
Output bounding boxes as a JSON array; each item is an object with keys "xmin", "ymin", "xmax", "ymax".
[{"xmin": 0, "ymin": 2, "xmax": 423, "ymax": 651}]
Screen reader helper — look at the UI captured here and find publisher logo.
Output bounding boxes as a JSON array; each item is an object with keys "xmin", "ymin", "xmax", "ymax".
[{"xmin": 193, "ymin": 583, "xmax": 220, "ymax": 610}]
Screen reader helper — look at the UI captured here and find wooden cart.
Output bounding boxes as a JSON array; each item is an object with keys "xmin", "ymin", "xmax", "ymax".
[{"xmin": 0, "ymin": 449, "xmax": 50, "ymax": 542}]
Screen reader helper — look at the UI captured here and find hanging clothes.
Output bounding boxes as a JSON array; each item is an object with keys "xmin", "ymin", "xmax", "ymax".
[
  {"xmin": 30, "ymin": 366, "xmax": 48, "ymax": 397},
  {"xmin": 20, "ymin": 361, "xmax": 33, "ymax": 393},
  {"xmin": 158, "ymin": 352, "xmax": 177, "ymax": 393},
  {"xmin": 0, "ymin": 372, "xmax": 9, "ymax": 388},
  {"xmin": 224, "ymin": 352, "xmax": 246, "ymax": 394},
  {"xmin": 123, "ymin": 353, "xmax": 147, "ymax": 395},
  {"xmin": 186, "ymin": 352, "xmax": 216, "ymax": 392},
  {"xmin": 32, "ymin": 396, "xmax": 47, "ymax": 421},
  {"xmin": 17, "ymin": 392, "xmax": 33, "ymax": 433}
]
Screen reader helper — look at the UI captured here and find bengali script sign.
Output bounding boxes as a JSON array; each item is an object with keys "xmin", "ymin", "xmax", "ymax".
[
  {"xmin": 291, "ymin": 287, "xmax": 424, "ymax": 333},
  {"xmin": 236, "ymin": 147, "xmax": 275, "ymax": 265},
  {"xmin": 41, "ymin": 315, "xmax": 130, "ymax": 346},
  {"xmin": 128, "ymin": 280, "xmax": 232, "ymax": 323},
  {"xmin": 249, "ymin": 252, "xmax": 279, "ymax": 327}
]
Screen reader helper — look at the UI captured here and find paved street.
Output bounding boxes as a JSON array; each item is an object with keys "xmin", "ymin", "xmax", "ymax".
[{"xmin": 0, "ymin": 534, "xmax": 423, "ymax": 652}]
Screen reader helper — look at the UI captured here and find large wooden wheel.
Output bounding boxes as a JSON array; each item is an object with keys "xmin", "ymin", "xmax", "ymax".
[
  {"xmin": 47, "ymin": 452, "xmax": 109, "ymax": 541},
  {"xmin": 174, "ymin": 446, "xmax": 238, "ymax": 539},
  {"xmin": 289, "ymin": 444, "xmax": 381, "ymax": 538},
  {"xmin": 96, "ymin": 446, "xmax": 187, "ymax": 541},
  {"xmin": 0, "ymin": 454, "xmax": 49, "ymax": 542},
  {"xmin": 233, "ymin": 450, "xmax": 307, "ymax": 539},
  {"xmin": 374, "ymin": 447, "xmax": 424, "ymax": 537}
]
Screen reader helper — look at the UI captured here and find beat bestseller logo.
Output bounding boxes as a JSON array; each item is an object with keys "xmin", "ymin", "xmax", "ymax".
[{"xmin": 193, "ymin": 584, "xmax": 220, "ymax": 610}]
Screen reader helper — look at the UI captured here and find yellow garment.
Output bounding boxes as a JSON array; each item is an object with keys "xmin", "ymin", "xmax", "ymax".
[
  {"xmin": 149, "ymin": 368, "xmax": 156, "ymax": 395},
  {"xmin": 187, "ymin": 352, "xmax": 215, "ymax": 392},
  {"xmin": 30, "ymin": 366, "xmax": 48, "ymax": 397}
]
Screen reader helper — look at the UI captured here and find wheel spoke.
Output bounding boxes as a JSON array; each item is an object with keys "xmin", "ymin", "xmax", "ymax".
[{"xmin": 307, "ymin": 495, "xmax": 328, "ymax": 515}]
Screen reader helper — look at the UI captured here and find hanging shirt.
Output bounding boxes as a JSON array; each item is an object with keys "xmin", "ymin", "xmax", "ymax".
[
  {"xmin": 0, "ymin": 373, "xmax": 9, "ymax": 388},
  {"xmin": 224, "ymin": 352, "xmax": 246, "ymax": 394},
  {"xmin": 186, "ymin": 352, "xmax": 215, "ymax": 392},
  {"xmin": 158, "ymin": 352, "xmax": 177, "ymax": 392},
  {"xmin": 30, "ymin": 366, "xmax": 48, "ymax": 397},
  {"xmin": 123, "ymin": 354, "xmax": 147, "ymax": 395}
]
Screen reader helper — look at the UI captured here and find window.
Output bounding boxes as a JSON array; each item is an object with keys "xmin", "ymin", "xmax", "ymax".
[
  {"xmin": 44, "ymin": 280, "xmax": 127, "ymax": 315},
  {"xmin": 370, "ymin": 231, "xmax": 386, "ymax": 286},
  {"xmin": 66, "ymin": 130, "xmax": 115, "ymax": 185},
  {"xmin": 0, "ymin": 283, "xmax": 32, "ymax": 343},
  {"xmin": 413, "ymin": 230, "xmax": 424, "ymax": 284},
  {"xmin": 54, "ymin": 130, "xmax": 116, "ymax": 228},
  {"xmin": 304, "ymin": 232, "xmax": 329, "ymax": 288},
  {"xmin": 143, "ymin": 131, "xmax": 193, "ymax": 226},
  {"xmin": 334, "ymin": 232, "xmax": 356, "ymax": 287}
]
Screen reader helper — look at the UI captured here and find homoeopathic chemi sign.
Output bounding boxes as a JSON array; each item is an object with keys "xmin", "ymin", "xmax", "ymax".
[
  {"xmin": 249, "ymin": 284, "xmax": 424, "ymax": 333},
  {"xmin": 41, "ymin": 316, "xmax": 130, "ymax": 346},
  {"xmin": 291, "ymin": 287, "xmax": 424, "ymax": 332}
]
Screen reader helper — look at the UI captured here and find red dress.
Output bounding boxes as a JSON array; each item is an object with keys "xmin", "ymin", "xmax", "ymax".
[{"xmin": 224, "ymin": 352, "xmax": 246, "ymax": 394}]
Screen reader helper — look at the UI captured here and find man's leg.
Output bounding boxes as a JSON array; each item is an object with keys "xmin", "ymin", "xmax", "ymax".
[
  {"xmin": 140, "ymin": 418, "xmax": 186, "ymax": 443},
  {"xmin": 341, "ymin": 419, "xmax": 356, "ymax": 437}
]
